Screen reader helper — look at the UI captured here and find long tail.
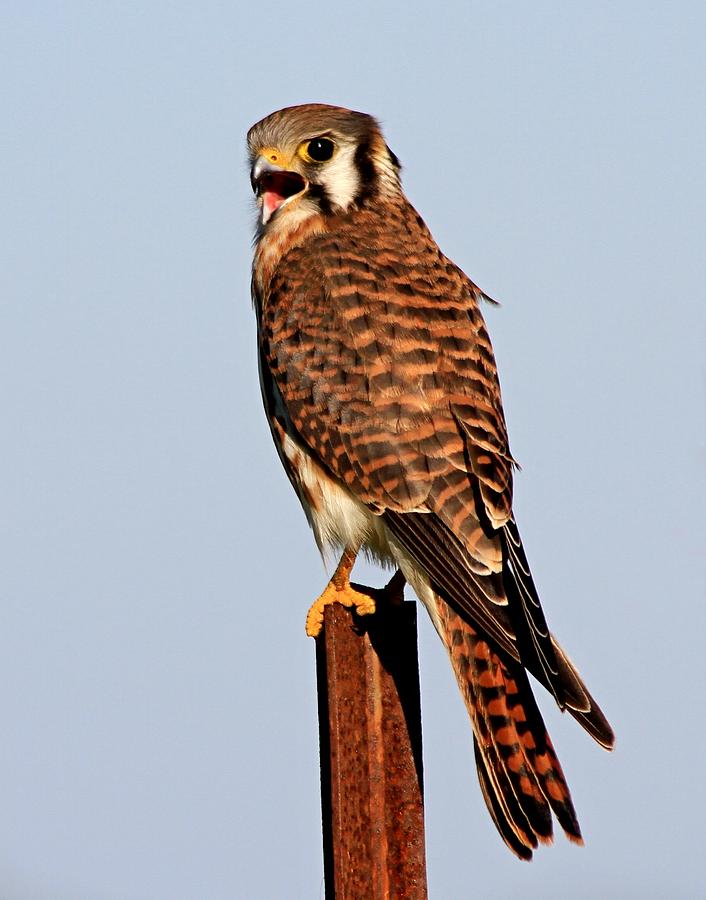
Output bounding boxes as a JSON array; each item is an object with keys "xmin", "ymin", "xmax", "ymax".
[{"xmin": 437, "ymin": 599, "xmax": 585, "ymax": 860}]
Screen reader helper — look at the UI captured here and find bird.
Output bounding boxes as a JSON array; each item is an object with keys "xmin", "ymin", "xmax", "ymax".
[{"xmin": 248, "ymin": 103, "xmax": 614, "ymax": 860}]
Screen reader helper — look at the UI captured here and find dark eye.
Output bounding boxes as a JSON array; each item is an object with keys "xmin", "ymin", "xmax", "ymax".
[{"xmin": 306, "ymin": 138, "xmax": 335, "ymax": 162}]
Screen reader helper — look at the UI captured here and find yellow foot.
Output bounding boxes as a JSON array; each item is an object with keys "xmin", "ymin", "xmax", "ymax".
[{"xmin": 305, "ymin": 581, "xmax": 377, "ymax": 638}]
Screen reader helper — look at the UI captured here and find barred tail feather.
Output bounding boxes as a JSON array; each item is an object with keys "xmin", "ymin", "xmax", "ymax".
[{"xmin": 437, "ymin": 598, "xmax": 583, "ymax": 859}]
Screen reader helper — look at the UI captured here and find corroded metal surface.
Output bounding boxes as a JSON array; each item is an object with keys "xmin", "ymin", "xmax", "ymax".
[{"xmin": 316, "ymin": 598, "xmax": 427, "ymax": 899}]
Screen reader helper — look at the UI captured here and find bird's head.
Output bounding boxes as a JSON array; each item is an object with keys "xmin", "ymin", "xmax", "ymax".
[{"xmin": 247, "ymin": 104, "xmax": 401, "ymax": 234}]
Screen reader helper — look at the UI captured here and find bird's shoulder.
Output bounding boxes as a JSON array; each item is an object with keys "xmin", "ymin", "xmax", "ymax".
[{"xmin": 264, "ymin": 196, "xmax": 491, "ymax": 327}]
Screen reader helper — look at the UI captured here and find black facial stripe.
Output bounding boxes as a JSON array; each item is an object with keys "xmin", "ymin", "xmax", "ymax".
[
  {"xmin": 353, "ymin": 131, "xmax": 378, "ymax": 206},
  {"xmin": 307, "ymin": 182, "xmax": 334, "ymax": 216}
]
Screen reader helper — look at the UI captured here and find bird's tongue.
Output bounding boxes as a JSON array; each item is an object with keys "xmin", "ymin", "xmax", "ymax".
[{"xmin": 263, "ymin": 189, "xmax": 286, "ymax": 220}]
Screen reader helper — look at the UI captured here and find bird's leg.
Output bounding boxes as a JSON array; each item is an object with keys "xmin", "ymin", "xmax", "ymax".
[
  {"xmin": 306, "ymin": 552, "xmax": 408, "ymax": 637},
  {"xmin": 305, "ymin": 547, "xmax": 378, "ymax": 638}
]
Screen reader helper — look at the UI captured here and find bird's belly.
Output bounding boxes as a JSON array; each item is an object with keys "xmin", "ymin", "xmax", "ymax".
[
  {"xmin": 280, "ymin": 425, "xmax": 444, "ymax": 634},
  {"xmin": 281, "ymin": 431, "xmax": 393, "ymax": 565}
]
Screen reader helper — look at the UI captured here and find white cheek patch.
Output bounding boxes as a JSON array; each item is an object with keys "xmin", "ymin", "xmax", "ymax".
[{"xmin": 320, "ymin": 143, "xmax": 361, "ymax": 212}]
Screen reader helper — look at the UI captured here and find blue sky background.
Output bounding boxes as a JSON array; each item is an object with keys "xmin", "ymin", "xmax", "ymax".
[{"xmin": 1, "ymin": 3, "xmax": 704, "ymax": 898}]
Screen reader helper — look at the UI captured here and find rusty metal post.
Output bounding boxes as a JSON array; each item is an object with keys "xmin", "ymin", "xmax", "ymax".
[{"xmin": 316, "ymin": 597, "xmax": 428, "ymax": 899}]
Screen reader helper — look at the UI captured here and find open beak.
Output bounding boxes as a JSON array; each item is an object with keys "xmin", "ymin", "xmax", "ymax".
[{"xmin": 251, "ymin": 157, "xmax": 307, "ymax": 225}]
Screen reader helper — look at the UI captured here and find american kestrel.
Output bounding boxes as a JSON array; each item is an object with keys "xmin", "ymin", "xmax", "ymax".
[{"xmin": 248, "ymin": 104, "xmax": 614, "ymax": 859}]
